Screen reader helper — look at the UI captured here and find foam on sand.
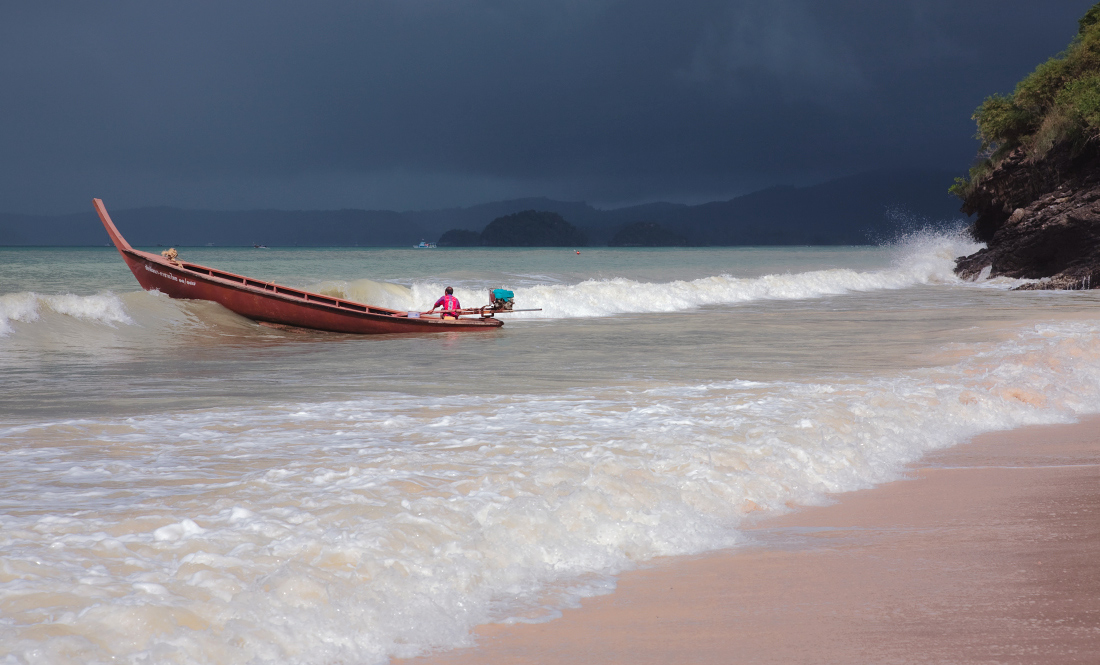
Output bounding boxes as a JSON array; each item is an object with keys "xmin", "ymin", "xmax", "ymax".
[{"xmin": 2, "ymin": 316, "xmax": 1099, "ymax": 664}]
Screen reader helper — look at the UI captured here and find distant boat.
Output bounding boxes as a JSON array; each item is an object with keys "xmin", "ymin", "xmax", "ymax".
[
  {"xmin": 414, "ymin": 240, "xmax": 437, "ymax": 249},
  {"xmin": 253, "ymin": 244, "xmax": 268, "ymax": 249},
  {"xmin": 92, "ymin": 199, "xmax": 505, "ymax": 334}
]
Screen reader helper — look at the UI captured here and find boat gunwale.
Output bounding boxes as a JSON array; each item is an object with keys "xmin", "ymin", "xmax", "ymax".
[{"xmin": 134, "ymin": 247, "xmax": 397, "ymax": 316}]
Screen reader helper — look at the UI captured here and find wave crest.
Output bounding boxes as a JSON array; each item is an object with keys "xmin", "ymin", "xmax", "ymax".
[
  {"xmin": 308, "ymin": 233, "xmax": 990, "ymax": 319},
  {"xmin": 504, "ymin": 231, "xmax": 987, "ymax": 318},
  {"xmin": 0, "ymin": 292, "xmax": 133, "ymax": 336}
]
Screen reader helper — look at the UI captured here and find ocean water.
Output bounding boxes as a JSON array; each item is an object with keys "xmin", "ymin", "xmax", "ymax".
[{"xmin": 3, "ymin": 236, "xmax": 1100, "ymax": 664}]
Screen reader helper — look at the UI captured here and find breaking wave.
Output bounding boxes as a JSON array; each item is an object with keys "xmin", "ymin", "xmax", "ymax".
[
  {"xmin": 0, "ymin": 292, "xmax": 132, "ymax": 336},
  {"xmin": 1, "ymin": 232, "xmax": 993, "ymax": 340},
  {"xmin": 507, "ymin": 232, "xmax": 990, "ymax": 318},
  {"xmin": 316, "ymin": 232, "xmax": 994, "ymax": 318}
]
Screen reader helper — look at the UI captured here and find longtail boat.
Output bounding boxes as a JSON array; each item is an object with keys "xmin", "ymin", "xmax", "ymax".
[{"xmin": 93, "ymin": 198, "xmax": 506, "ymax": 333}]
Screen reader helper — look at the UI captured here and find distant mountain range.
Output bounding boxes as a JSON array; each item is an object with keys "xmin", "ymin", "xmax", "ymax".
[{"xmin": 0, "ymin": 168, "xmax": 966, "ymax": 247}]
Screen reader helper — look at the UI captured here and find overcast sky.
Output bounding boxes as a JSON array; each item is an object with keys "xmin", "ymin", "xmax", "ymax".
[{"xmin": 1, "ymin": 1, "xmax": 1094, "ymax": 214}]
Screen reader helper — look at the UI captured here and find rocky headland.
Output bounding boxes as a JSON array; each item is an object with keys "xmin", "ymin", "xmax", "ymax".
[
  {"xmin": 954, "ymin": 144, "xmax": 1100, "ymax": 289},
  {"xmin": 953, "ymin": 4, "xmax": 1100, "ymax": 289}
]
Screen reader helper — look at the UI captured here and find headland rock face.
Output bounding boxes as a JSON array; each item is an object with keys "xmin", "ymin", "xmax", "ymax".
[{"xmin": 954, "ymin": 144, "xmax": 1100, "ymax": 290}]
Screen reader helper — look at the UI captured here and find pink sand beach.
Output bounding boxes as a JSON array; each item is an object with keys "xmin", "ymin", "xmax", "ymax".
[{"xmin": 408, "ymin": 417, "xmax": 1100, "ymax": 665}]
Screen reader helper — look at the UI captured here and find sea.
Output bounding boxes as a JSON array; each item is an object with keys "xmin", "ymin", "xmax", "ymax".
[{"xmin": 3, "ymin": 235, "xmax": 1100, "ymax": 664}]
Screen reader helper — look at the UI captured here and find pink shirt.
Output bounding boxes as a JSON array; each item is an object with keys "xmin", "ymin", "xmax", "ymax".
[{"xmin": 434, "ymin": 294, "xmax": 460, "ymax": 310}]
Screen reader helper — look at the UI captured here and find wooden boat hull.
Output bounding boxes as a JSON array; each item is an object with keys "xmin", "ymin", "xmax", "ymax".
[{"xmin": 93, "ymin": 199, "xmax": 503, "ymax": 334}]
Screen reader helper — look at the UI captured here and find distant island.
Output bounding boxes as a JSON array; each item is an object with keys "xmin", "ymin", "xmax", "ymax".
[
  {"xmin": 439, "ymin": 210, "xmax": 587, "ymax": 247},
  {"xmin": 953, "ymin": 3, "xmax": 1100, "ymax": 289},
  {"xmin": 0, "ymin": 168, "xmax": 963, "ymax": 247},
  {"xmin": 439, "ymin": 215, "xmax": 688, "ymax": 248}
]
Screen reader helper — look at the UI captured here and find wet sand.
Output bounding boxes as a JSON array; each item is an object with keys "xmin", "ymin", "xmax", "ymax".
[{"xmin": 407, "ymin": 416, "xmax": 1100, "ymax": 664}]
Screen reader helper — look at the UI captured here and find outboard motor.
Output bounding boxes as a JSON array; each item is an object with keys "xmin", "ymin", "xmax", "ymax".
[{"xmin": 488, "ymin": 288, "xmax": 515, "ymax": 311}]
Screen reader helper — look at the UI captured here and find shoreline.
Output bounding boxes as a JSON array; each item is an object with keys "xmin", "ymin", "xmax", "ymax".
[{"xmin": 405, "ymin": 416, "xmax": 1100, "ymax": 664}]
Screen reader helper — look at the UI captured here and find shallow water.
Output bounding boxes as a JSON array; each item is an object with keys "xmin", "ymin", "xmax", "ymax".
[{"xmin": 2, "ymin": 237, "xmax": 1100, "ymax": 664}]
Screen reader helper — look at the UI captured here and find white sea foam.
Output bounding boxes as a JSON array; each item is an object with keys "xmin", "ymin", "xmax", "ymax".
[
  {"xmin": 505, "ymin": 232, "xmax": 990, "ymax": 318},
  {"xmin": 0, "ymin": 292, "xmax": 132, "ymax": 336},
  {"xmin": 0, "ymin": 293, "xmax": 39, "ymax": 334},
  {"xmin": 317, "ymin": 232, "xmax": 994, "ymax": 318},
  {"xmin": 1, "ymin": 234, "xmax": 987, "ymax": 339},
  {"xmin": 2, "ymin": 317, "xmax": 1099, "ymax": 664}
]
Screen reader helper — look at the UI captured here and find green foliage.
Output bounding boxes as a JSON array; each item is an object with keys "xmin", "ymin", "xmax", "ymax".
[
  {"xmin": 955, "ymin": 3, "xmax": 1100, "ymax": 199},
  {"xmin": 973, "ymin": 94, "xmax": 1036, "ymax": 150},
  {"xmin": 1012, "ymin": 57, "xmax": 1070, "ymax": 115},
  {"xmin": 1057, "ymin": 73, "xmax": 1100, "ymax": 132},
  {"xmin": 1081, "ymin": 4, "xmax": 1100, "ymax": 34},
  {"xmin": 1028, "ymin": 108, "xmax": 1082, "ymax": 157},
  {"xmin": 948, "ymin": 160, "xmax": 993, "ymax": 200},
  {"xmin": 948, "ymin": 176, "xmax": 971, "ymax": 200}
]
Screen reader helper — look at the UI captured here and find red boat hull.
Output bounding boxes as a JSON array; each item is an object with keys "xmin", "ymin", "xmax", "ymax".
[{"xmin": 93, "ymin": 199, "xmax": 503, "ymax": 334}]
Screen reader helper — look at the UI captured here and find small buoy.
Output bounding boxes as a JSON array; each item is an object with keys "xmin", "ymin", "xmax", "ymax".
[{"xmin": 575, "ymin": 250, "xmax": 580, "ymax": 254}]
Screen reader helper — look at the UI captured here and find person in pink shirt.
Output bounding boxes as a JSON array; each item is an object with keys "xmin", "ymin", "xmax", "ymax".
[{"xmin": 429, "ymin": 286, "xmax": 461, "ymax": 318}]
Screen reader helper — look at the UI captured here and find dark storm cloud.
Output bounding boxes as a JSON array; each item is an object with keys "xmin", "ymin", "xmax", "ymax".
[{"xmin": 0, "ymin": 1, "xmax": 1094, "ymax": 213}]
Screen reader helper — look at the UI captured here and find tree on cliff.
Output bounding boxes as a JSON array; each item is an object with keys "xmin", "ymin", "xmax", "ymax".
[{"xmin": 951, "ymin": 2, "xmax": 1100, "ymax": 199}]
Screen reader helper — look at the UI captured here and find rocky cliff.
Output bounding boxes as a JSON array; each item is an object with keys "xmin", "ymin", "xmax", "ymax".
[{"xmin": 954, "ymin": 143, "xmax": 1100, "ymax": 289}]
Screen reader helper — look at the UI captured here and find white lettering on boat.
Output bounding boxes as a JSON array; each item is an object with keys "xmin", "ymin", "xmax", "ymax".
[{"xmin": 145, "ymin": 263, "xmax": 196, "ymax": 286}]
